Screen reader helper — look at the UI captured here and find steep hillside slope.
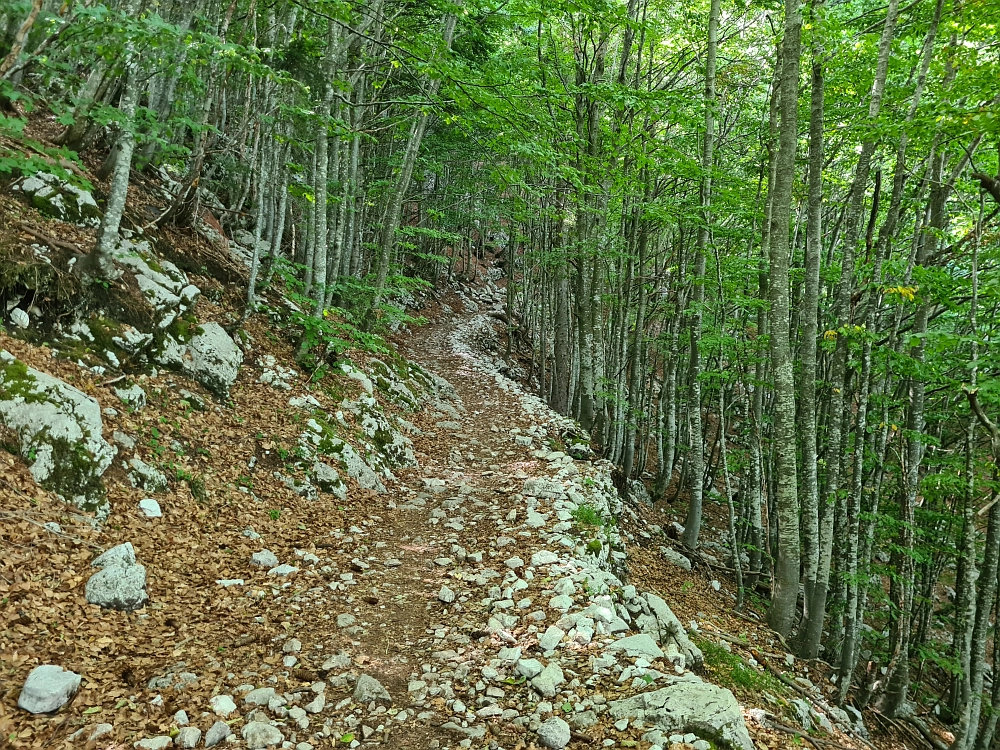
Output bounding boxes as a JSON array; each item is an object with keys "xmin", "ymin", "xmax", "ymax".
[{"xmin": 1, "ymin": 166, "xmax": 871, "ymax": 750}]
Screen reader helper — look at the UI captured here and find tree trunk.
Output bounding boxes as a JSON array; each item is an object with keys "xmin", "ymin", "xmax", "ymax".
[
  {"xmin": 795, "ymin": 0, "xmax": 824, "ymax": 656},
  {"xmin": 373, "ymin": 8, "xmax": 459, "ymax": 311},
  {"xmin": 797, "ymin": 0, "xmax": 899, "ymax": 656},
  {"xmin": 82, "ymin": 0, "xmax": 141, "ymax": 282},
  {"xmin": 764, "ymin": 0, "xmax": 802, "ymax": 636},
  {"xmin": 681, "ymin": 0, "xmax": 719, "ymax": 548}
]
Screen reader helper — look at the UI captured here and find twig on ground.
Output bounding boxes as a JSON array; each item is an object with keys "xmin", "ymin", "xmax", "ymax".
[{"xmin": 17, "ymin": 221, "xmax": 84, "ymax": 254}]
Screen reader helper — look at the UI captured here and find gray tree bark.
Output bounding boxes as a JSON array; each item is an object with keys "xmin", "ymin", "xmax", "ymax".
[
  {"xmin": 764, "ymin": 0, "xmax": 802, "ymax": 636},
  {"xmin": 681, "ymin": 0, "xmax": 719, "ymax": 548}
]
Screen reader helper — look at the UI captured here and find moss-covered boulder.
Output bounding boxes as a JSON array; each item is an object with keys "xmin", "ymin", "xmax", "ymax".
[
  {"xmin": 366, "ymin": 360, "xmax": 417, "ymax": 409},
  {"xmin": 341, "ymin": 392, "xmax": 417, "ymax": 471},
  {"xmin": 0, "ymin": 351, "xmax": 115, "ymax": 518},
  {"xmin": 298, "ymin": 414, "xmax": 386, "ymax": 493},
  {"xmin": 111, "ymin": 238, "xmax": 201, "ymax": 330},
  {"xmin": 15, "ymin": 172, "xmax": 101, "ymax": 227},
  {"xmin": 156, "ymin": 322, "xmax": 243, "ymax": 399}
]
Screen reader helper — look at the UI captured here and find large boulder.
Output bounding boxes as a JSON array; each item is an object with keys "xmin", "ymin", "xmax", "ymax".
[
  {"xmin": 17, "ymin": 665, "xmax": 82, "ymax": 714},
  {"xmin": 638, "ymin": 593, "xmax": 704, "ymax": 670},
  {"xmin": 157, "ymin": 322, "xmax": 243, "ymax": 399},
  {"xmin": 0, "ymin": 351, "xmax": 115, "ymax": 517},
  {"xmin": 608, "ymin": 675, "xmax": 753, "ymax": 750},
  {"xmin": 15, "ymin": 172, "xmax": 100, "ymax": 226}
]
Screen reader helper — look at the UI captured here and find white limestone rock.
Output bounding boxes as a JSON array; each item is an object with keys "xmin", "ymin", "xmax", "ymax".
[
  {"xmin": 16, "ymin": 172, "xmax": 100, "ymax": 226},
  {"xmin": 608, "ymin": 676, "xmax": 753, "ymax": 750},
  {"xmin": 0, "ymin": 351, "xmax": 115, "ymax": 517},
  {"xmin": 85, "ymin": 562, "xmax": 148, "ymax": 611},
  {"xmin": 17, "ymin": 665, "xmax": 82, "ymax": 714}
]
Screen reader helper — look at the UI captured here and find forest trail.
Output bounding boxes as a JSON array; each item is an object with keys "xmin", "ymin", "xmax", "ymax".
[{"xmin": 2, "ymin": 298, "xmax": 815, "ymax": 750}]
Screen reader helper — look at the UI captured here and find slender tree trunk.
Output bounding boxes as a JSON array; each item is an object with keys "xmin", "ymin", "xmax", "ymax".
[
  {"xmin": 880, "ymin": 152, "xmax": 942, "ymax": 718},
  {"xmin": 681, "ymin": 0, "xmax": 719, "ymax": 548},
  {"xmin": 373, "ymin": 8, "xmax": 459, "ymax": 311},
  {"xmin": 797, "ymin": 0, "xmax": 899, "ymax": 655},
  {"xmin": 82, "ymin": 0, "xmax": 141, "ymax": 281},
  {"xmin": 794, "ymin": 0, "xmax": 824, "ymax": 657}
]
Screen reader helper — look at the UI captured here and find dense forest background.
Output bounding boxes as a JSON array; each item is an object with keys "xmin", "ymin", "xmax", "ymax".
[{"xmin": 2, "ymin": 0, "xmax": 1000, "ymax": 744}]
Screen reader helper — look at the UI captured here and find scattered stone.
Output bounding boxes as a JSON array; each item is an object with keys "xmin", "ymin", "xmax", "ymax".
[
  {"xmin": 537, "ymin": 717, "xmax": 571, "ymax": 749},
  {"xmin": 539, "ymin": 626, "xmax": 564, "ymax": 652},
  {"xmin": 661, "ymin": 547, "xmax": 692, "ymax": 571},
  {"xmin": 115, "ymin": 384, "xmax": 147, "ymax": 409},
  {"xmin": 251, "ymin": 550, "xmax": 279, "ymax": 568},
  {"xmin": 85, "ymin": 561, "xmax": 148, "ymax": 611},
  {"xmin": 135, "ymin": 737, "xmax": 172, "ymax": 750},
  {"xmin": 90, "ymin": 724, "xmax": 114, "ymax": 741},
  {"xmin": 438, "ymin": 585, "xmax": 456, "ymax": 603},
  {"xmin": 337, "ymin": 613, "xmax": 357, "ymax": 628},
  {"xmin": 531, "ymin": 550, "xmax": 560, "ymax": 566},
  {"xmin": 244, "ymin": 687, "xmax": 276, "ymax": 706},
  {"xmin": 17, "ymin": 665, "xmax": 82, "ymax": 714},
  {"xmin": 128, "ymin": 457, "xmax": 168, "ymax": 493},
  {"xmin": 515, "ymin": 659, "xmax": 543, "ymax": 679},
  {"xmin": 9, "ymin": 308, "xmax": 28, "ymax": 328},
  {"xmin": 138, "ymin": 498, "xmax": 162, "ymax": 518},
  {"xmin": 304, "ymin": 693, "xmax": 325, "ymax": 714},
  {"xmin": 204, "ymin": 720, "xmax": 232, "ymax": 747},
  {"xmin": 210, "ymin": 694, "xmax": 237, "ymax": 716},
  {"xmin": 267, "ymin": 564, "xmax": 298, "ymax": 576},
  {"xmin": 242, "ymin": 721, "xmax": 284, "ymax": 749},
  {"xmin": 530, "ymin": 662, "xmax": 565, "ymax": 698},
  {"xmin": 354, "ymin": 674, "xmax": 392, "ymax": 706},
  {"xmin": 568, "ymin": 711, "xmax": 597, "ymax": 730},
  {"xmin": 549, "ymin": 594, "xmax": 573, "ymax": 611},
  {"xmin": 113, "ymin": 430, "xmax": 136, "ymax": 450},
  {"xmin": 174, "ymin": 727, "xmax": 201, "ymax": 749}
]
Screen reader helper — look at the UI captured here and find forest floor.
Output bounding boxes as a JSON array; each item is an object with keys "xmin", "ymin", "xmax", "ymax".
[
  {"xmin": 0, "ymin": 147, "xmax": 923, "ymax": 749},
  {"xmin": 0, "ymin": 289, "xmax": 894, "ymax": 750}
]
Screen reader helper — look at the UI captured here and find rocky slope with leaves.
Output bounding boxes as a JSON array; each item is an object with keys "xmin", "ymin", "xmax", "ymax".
[{"xmin": 0, "ymin": 168, "xmax": 879, "ymax": 750}]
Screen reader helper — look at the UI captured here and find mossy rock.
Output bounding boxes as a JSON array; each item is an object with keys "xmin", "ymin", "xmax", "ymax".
[
  {"xmin": 0, "ymin": 351, "xmax": 114, "ymax": 517},
  {"xmin": 18, "ymin": 172, "xmax": 101, "ymax": 227}
]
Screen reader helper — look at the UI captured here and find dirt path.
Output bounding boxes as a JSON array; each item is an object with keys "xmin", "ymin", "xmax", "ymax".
[{"xmin": 4, "ymin": 304, "xmax": 774, "ymax": 750}]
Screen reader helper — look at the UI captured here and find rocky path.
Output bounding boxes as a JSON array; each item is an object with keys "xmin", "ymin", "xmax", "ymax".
[
  {"xmin": 156, "ymin": 310, "xmax": 751, "ymax": 750},
  {"xmin": 8, "ymin": 307, "xmax": 757, "ymax": 750}
]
